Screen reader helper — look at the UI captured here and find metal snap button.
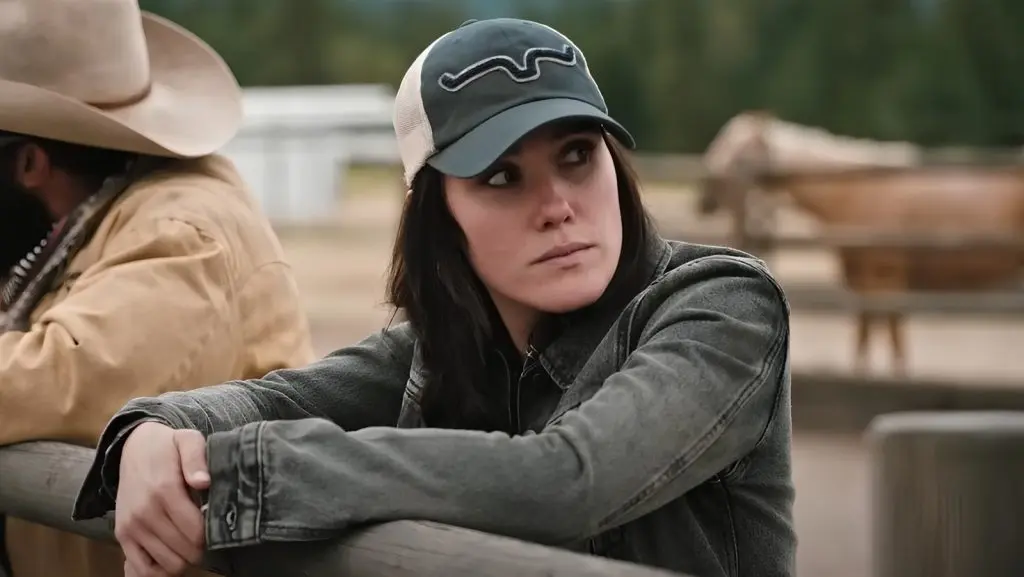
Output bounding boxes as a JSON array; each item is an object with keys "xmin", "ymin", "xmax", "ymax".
[{"xmin": 224, "ymin": 502, "xmax": 238, "ymax": 530}]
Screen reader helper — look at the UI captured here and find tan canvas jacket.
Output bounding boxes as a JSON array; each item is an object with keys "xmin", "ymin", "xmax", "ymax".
[{"xmin": 1, "ymin": 154, "xmax": 315, "ymax": 577}]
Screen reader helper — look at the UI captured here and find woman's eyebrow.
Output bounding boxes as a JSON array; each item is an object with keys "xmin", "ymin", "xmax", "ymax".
[
  {"xmin": 552, "ymin": 123, "xmax": 592, "ymax": 139},
  {"xmin": 502, "ymin": 124, "xmax": 598, "ymax": 158}
]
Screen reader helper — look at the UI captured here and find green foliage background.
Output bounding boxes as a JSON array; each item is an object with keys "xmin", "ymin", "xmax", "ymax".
[{"xmin": 142, "ymin": 0, "xmax": 1024, "ymax": 152}]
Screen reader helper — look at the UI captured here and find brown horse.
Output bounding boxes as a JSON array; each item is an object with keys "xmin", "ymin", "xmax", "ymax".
[{"xmin": 699, "ymin": 111, "xmax": 1024, "ymax": 376}]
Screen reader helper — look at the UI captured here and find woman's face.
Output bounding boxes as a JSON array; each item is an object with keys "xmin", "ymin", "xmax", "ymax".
[{"xmin": 444, "ymin": 122, "xmax": 623, "ymax": 331}]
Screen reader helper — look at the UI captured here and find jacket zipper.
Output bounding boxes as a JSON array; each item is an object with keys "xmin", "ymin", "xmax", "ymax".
[
  {"xmin": 510, "ymin": 344, "xmax": 597, "ymax": 553},
  {"xmin": 510, "ymin": 344, "xmax": 538, "ymax": 433},
  {"xmin": 498, "ymin": 353, "xmax": 514, "ymax": 430}
]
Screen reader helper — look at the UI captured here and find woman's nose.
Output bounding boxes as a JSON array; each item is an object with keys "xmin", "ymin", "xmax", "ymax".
[{"xmin": 535, "ymin": 178, "xmax": 575, "ymax": 228}]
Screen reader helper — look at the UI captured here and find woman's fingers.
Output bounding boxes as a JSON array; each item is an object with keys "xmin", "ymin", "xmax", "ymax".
[
  {"xmin": 119, "ymin": 488, "xmax": 202, "ymax": 575},
  {"xmin": 174, "ymin": 430, "xmax": 211, "ymax": 490},
  {"xmin": 122, "ymin": 539, "xmax": 166, "ymax": 577},
  {"xmin": 115, "ymin": 423, "xmax": 207, "ymax": 575},
  {"xmin": 156, "ymin": 490, "xmax": 206, "ymax": 564},
  {"xmin": 134, "ymin": 523, "xmax": 190, "ymax": 576}
]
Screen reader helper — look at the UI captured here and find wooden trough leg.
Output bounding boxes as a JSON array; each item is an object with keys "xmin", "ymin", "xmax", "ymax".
[
  {"xmin": 867, "ymin": 411, "xmax": 1024, "ymax": 577},
  {"xmin": 887, "ymin": 313, "xmax": 907, "ymax": 378},
  {"xmin": 855, "ymin": 312, "xmax": 871, "ymax": 375}
]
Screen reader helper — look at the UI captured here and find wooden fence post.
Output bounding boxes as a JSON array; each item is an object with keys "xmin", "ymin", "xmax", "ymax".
[{"xmin": 867, "ymin": 411, "xmax": 1024, "ymax": 577}]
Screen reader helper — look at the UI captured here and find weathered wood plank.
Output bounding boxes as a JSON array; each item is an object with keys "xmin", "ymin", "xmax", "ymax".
[
  {"xmin": 781, "ymin": 285, "xmax": 1024, "ymax": 316},
  {"xmin": 0, "ymin": 442, "xmax": 687, "ymax": 577},
  {"xmin": 792, "ymin": 371, "xmax": 1024, "ymax": 433},
  {"xmin": 665, "ymin": 228, "xmax": 1024, "ymax": 252},
  {"xmin": 867, "ymin": 411, "xmax": 1024, "ymax": 577},
  {"xmin": 766, "ymin": 229, "xmax": 1024, "ymax": 251}
]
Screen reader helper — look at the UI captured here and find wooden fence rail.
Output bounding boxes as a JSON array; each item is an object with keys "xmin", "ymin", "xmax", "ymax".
[
  {"xmin": 0, "ymin": 442, "xmax": 687, "ymax": 577},
  {"xmin": 664, "ymin": 229, "xmax": 1024, "ymax": 253},
  {"xmin": 4, "ymin": 418, "xmax": 1024, "ymax": 576},
  {"xmin": 867, "ymin": 411, "xmax": 1024, "ymax": 577},
  {"xmin": 723, "ymin": 229, "xmax": 1024, "ymax": 251},
  {"xmin": 779, "ymin": 284, "xmax": 1024, "ymax": 317}
]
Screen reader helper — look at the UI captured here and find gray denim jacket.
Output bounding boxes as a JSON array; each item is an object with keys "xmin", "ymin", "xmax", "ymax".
[{"xmin": 73, "ymin": 236, "xmax": 795, "ymax": 577}]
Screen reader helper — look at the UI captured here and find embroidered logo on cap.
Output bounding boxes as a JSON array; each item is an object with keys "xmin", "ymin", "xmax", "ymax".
[{"xmin": 437, "ymin": 44, "xmax": 577, "ymax": 92}]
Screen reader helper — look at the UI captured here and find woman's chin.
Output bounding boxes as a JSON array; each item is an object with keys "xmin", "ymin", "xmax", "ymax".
[{"xmin": 527, "ymin": 278, "xmax": 611, "ymax": 315}]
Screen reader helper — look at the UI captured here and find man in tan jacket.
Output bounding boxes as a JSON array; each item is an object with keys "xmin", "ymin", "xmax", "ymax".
[{"xmin": 0, "ymin": 1, "xmax": 316, "ymax": 576}]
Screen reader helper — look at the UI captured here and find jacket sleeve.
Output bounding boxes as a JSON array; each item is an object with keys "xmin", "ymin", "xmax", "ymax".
[
  {"xmin": 71, "ymin": 322, "xmax": 414, "ymax": 520},
  {"xmin": 187, "ymin": 258, "xmax": 791, "ymax": 549},
  {"xmin": 0, "ymin": 217, "xmax": 240, "ymax": 448}
]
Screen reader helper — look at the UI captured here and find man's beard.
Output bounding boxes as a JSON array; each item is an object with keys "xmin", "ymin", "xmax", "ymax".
[{"xmin": 0, "ymin": 182, "xmax": 53, "ymax": 277}]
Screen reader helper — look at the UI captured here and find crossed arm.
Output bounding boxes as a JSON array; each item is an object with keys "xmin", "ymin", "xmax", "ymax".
[{"xmin": 74, "ymin": 259, "xmax": 790, "ymax": 549}]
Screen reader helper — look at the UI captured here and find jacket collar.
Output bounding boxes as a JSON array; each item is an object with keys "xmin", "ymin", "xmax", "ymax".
[{"xmin": 535, "ymin": 231, "xmax": 672, "ymax": 390}]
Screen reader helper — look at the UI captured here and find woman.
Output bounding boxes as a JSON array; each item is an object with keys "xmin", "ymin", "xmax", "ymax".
[{"xmin": 73, "ymin": 18, "xmax": 795, "ymax": 577}]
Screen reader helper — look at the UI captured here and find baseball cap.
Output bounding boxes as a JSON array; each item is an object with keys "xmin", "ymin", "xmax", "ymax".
[{"xmin": 393, "ymin": 18, "xmax": 635, "ymax": 186}]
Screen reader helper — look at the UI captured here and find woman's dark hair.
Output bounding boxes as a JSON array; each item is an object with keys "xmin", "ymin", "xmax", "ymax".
[{"xmin": 385, "ymin": 131, "xmax": 657, "ymax": 431}]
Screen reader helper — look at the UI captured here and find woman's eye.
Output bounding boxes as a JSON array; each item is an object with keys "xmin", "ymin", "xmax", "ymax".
[
  {"xmin": 563, "ymin": 144, "xmax": 592, "ymax": 165},
  {"xmin": 486, "ymin": 169, "xmax": 513, "ymax": 187}
]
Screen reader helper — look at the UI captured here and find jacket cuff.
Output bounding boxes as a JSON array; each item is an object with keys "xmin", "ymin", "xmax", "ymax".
[
  {"xmin": 204, "ymin": 421, "xmax": 265, "ymax": 549},
  {"xmin": 72, "ymin": 410, "xmax": 179, "ymax": 520}
]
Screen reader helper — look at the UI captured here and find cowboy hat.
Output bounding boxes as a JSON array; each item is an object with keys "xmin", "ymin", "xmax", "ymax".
[{"xmin": 0, "ymin": 0, "xmax": 242, "ymax": 158}]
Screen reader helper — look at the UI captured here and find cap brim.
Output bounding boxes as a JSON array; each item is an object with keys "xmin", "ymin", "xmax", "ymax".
[{"xmin": 426, "ymin": 98, "xmax": 635, "ymax": 178}]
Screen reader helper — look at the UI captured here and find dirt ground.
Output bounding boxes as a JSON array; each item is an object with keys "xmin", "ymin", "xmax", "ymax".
[{"xmin": 270, "ymin": 176, "xmax": 1020, "ymax": 577}]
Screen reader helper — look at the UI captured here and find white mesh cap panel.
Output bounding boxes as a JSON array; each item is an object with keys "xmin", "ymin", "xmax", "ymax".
[{"xmin": 393, "ymin": 35, "xmax": 447, "ymax": 187}]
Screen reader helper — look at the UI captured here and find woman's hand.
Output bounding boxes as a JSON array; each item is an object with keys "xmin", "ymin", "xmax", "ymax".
[{"xmin": 114, "ymin": 421, "xmax": 211, "ymax": 577}]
